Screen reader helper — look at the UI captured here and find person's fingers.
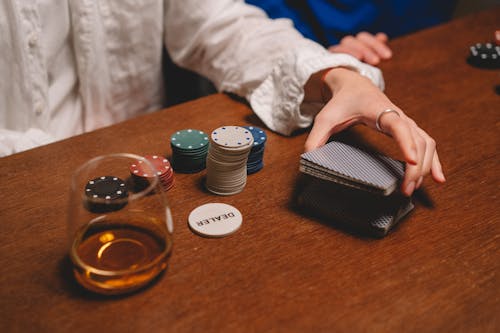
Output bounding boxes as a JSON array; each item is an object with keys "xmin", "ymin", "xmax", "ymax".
[
  {"xmin": 328, "ymin": 44, "xmax": 363, "ymax": 60},
  {"xmin": 328, "ymin": 32, "xmax": 392, "ymax": 64},
  {"xmin": 315, "ymin": 68, "xmax": 445, "ymax": 195},
  {"xmin": 411, "ymin": 124, "xmax": 447, "ymax": 189},
  {"xmin": 375, "ymin": 32, "xmax": 389, "ymax": 43},
  {"xmin": 403, "ymin": 164, "xmax": 419, "ymax": 195},
  {"xmin": 373, "ymin": 111, "xmax": 418, "ymax": 165},
  {"xmin": 305, "ymin": 101, "xmax": 360, "ymax": 152},
  {"xmin": 304, "ymin": 117, "xmax": 334, "ymax": 153},
  {"xmin": 337, "ymin": 35, "xmax": 381, "ymax": 65},
  {"xmin": 414, "ymin": 126, "xmax": 436, "ymax": 188},
  {"xmin": 401, "ymin": 123, "xmax": 426, "ymax": 195},
  {"xmin": 377, "ymin": 111, "xmax": 446, "ymax": 195},
  {"xmin": 375, "ymin": 112, "xmax": 422, "ymax": 196},
  {"xmin": 431, "ymin": 151, "xmax": 446, "ymax": 183},
  {"xmin": 356, "ymin": 32, "xmax": 392, "ymax": 59}
]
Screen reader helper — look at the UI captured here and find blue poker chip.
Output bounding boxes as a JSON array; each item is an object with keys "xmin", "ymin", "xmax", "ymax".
[
  {"xmin": 247, "ymin": 161, "xmax": 264, "ymax": 174},
  {"xmin": 243, "ymin": 126, "xmax": 267, "ymax": 175},
  {"xmin": 243, "ymin": 126, "xmax": 267, "ymax": 148}
]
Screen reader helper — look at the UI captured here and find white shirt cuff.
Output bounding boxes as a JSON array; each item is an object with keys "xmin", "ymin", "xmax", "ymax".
[{"xmin": 248, "ymin": 41, "xmax": 384, "ymax": 136}]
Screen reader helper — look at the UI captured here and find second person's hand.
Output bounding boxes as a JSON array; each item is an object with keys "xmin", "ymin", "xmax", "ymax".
[{"xmin": 328, "ymin": 32, "xmax": 392, "ymax": 65}]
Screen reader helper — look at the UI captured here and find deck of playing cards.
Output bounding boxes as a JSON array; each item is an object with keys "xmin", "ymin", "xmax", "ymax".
[{"xmin": 298, "ymin": 141, "xmax": 414, "ymax": 237}]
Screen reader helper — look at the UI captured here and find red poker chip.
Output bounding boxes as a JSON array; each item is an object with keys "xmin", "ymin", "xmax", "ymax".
[
  {"xmin": 130, "ymin": 155, "xmax": 175, "ymax": 192},
  {"xmin": 130, "ymin": 155, "xmax": 172, "ymax": 178}
]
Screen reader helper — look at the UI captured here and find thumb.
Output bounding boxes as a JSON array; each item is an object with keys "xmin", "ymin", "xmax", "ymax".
[{"xmin": 304, "ymin": 100, "xmax": 359, "ymax": 152}]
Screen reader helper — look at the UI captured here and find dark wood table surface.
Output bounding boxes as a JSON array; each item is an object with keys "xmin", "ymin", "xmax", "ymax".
[{"xmin": 1, "ymin": 8, "xmax": 499, "ymax": 333}]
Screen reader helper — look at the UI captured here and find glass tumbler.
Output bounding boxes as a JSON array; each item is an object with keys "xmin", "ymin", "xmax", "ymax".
[{"xmin": 67, "ymin": 153, "xmax": 173, "ymax": 295}]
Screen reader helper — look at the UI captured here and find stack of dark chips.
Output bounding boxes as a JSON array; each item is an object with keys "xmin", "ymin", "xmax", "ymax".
[
  {"xmin": 84, "ymin": 176, "xmax": 128, "ymax": 213},
  {"xmin": 243, "ymin": 126, "xmax": 267, "ymax": 174},
  {"xmin": 170, "ymin": 129, "xmax": 209, "ymax": 173},
  {"xmin": 468, "ymin": 42, "xmax": 500, "ymax": 69}
]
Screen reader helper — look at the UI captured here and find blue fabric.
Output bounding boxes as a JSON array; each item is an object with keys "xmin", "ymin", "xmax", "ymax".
[{"xmin": 247, "ymin": 0, "xmax": 456, "ymax": 45}]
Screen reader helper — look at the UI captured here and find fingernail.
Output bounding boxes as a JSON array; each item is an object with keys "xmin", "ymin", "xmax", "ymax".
[
  {"xmin": 405, "ymin": 181, "xmax": 415, "ymax": 196},
  {"xmin": 383, "ymin": 50, "xmax": 392, "ymax": 58},
  {"xmin": 439, "ymin": 172, "xmax": 446, "ymax": 182}
]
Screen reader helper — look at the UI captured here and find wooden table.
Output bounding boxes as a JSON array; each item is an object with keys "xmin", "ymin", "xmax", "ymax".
[{"xmin": 1, "ymin": 8, "xmax": 498, "ymax": 333}]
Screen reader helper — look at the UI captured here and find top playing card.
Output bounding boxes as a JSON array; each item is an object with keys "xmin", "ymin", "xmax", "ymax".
[{"xmin": 299, "ymin": 141, "xmax": 405, "ymax": 196}]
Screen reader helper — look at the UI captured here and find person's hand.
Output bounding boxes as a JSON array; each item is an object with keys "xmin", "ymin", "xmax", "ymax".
[
  {"xmin": 328, "ymin": 32, "xmax": 392, "ymax": 65},
  {"xmin": 304, "ymin": 68, "xmax": 445, "ymax": 196}
]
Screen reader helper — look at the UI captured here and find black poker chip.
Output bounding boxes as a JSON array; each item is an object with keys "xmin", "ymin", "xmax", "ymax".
[
  {"xmin": 467, "ymin": 43, "xmax": 500, "ymax": 69},
  {"xmin": 84, "ymin": 176, "xmax": 128, "ymax": 213}
]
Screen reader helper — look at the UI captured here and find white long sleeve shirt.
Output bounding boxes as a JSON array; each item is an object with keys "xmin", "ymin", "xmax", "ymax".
[{"xmin": 0, "ymin": 0, "xmax": 383, "ymax": 157}]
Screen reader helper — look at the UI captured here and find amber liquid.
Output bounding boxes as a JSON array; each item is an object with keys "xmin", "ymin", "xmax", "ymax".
[{"xmin": 70, "ymin": 214, "xmax": 172, "ymax": 295}]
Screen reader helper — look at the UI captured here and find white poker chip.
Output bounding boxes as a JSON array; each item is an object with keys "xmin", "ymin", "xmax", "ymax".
[
  {"xmin": 206, "ymin": 125, "xmax": 254, "ymax": 195},
  {"xmin": 211, "ymin": 126, "xmax": 253, "ymax": 149},
  {"xmin": 188, "ymin": 203, "xmax": 243, "ymax": 238}
]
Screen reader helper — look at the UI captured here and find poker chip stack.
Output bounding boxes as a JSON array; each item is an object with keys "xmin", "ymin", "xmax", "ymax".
[
  {"xmin": 170, "ymin": 129, "xmax": 209, "ymax": 173},
  {"xmin": 468, "ymin": 42, "xmax": 500, "ymax": 69},
  {"xmin": 243, "ymin": 126, "xmax": 267, "ymax": 174},
  {"xmin": 205, "ymin": 126, "xmax": 254, "ymax": 195},
  {"xmin": 129, "ymin": 155, "xmax": 175, "ymax": 192},
  {"xmin": 84, "ymin": 176, "xmax": 129, "ymax": 213}
]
